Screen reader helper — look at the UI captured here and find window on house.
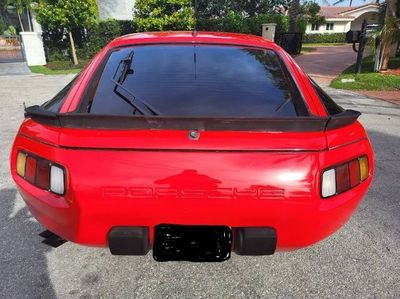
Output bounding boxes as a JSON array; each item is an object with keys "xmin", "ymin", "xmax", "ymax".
[
  {"xmin": 326, "ymin": 23, "xmax": 334, "ymax": 31},
  {"xmin": 311, "ymin": 23, "xmax": 320, "ymax": 31}
]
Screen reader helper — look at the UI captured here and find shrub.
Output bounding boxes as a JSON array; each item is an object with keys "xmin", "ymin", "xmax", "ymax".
[
  {"xmin": 134, "ymin": 0, "xmax": 194, "ymax": 31},
  {"xmin": 0, "ymin": 17, "xmax": 7, "ymax": 34},
  {"xmin": 303, "ymin": 33, "xmax": 346, "ymax": 43},
  {"xmin": 197, "ymin": 13, "xmax": 288, "ymax": 37},
  {"xmin": 84, "ymin": 19, "xmax": 136, "ymax": 58},
  {"xmin": 42, "ymin": 19, "xmax": 137, "ymax": 62}
]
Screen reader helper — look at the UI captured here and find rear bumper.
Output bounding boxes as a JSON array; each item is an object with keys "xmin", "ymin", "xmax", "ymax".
[
  {"xmin": 16, "ymin": 175, "xmax": 371, "ymax": 251},
  {"xmin": 11, "ymin": 129, "xmax": 374, "ymax": 253}
]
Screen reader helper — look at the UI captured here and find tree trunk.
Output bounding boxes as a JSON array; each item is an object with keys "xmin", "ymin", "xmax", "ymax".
[
  {"xmin": 69, "ymin": 31, "xmax": 79, "ymax": 65},
  {"xmin": 288, "ymin": 0, "xmax": 300, "ymax": 32},
  {"xmin": 26, "ymin": 7, "xmax": 32, "ymax": 32},
  {"xmin": 17, "ymin": 12, "xmax": 25, "ymax": 32},
  {"xmin": 380, "ymin": 0, "xmax": 397, "ymax": 70}
]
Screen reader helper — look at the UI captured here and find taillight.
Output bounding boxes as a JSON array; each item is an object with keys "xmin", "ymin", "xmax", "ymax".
[
  {"xmin": 16, "ymin": 151, "xmax": 65, "ymax": 195},
  {"xmin": 321, "ymin": 155, "xmax": 369, "ymax": 199}
]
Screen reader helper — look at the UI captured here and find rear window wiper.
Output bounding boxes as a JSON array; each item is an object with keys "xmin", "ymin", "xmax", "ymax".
[
  {"xmin": 116, "ymin": 50, "xmax": 134, "ymax": 84},
  {"xmin": 112, "ymin": 50, "xmax": 161, "ymax": 116},
  {"xmin": 112, "ymin": 80, "xmax": 161, "ymax": 115}
]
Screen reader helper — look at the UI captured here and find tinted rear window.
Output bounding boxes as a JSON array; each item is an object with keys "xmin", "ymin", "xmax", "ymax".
[
  {"xmin": 87, "ymin": 45, "xmax": 308, "ymax": 117},
  {"xmin": 310, "ymin": 79, "xmax": 343, "ymax": 115},
  {"xmin": 41, "ymin": 75, "xmax": 78, "ymax": 112}
]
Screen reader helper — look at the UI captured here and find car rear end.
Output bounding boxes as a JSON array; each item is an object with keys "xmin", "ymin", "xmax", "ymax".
[{"xmin": 10, "ymin": 33, "xmax": 374, "ymax": 261}]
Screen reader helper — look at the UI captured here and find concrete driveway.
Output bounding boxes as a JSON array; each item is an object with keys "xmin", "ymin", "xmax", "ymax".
[
  {"xmin": 295, "ymin": 45, "xmax": 357, "ymax": 85},
  {"xmin": 1, "ymin": 75, "xmax": 399, "ymax": 298}
]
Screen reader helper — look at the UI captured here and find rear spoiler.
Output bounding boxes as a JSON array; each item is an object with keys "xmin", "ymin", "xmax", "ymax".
[{"xmin": 25, "ymin": 105, "xmax": 361, "ymax": 132}]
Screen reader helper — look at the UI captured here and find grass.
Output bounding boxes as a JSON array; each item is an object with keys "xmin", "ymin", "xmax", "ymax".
[
  {"xmin": 29, "ymin": 59, "xmax": 88, "ymax": 75},
  {"xmin": 330, "ymin": 56, "xmax": 400, "ymax": 91},
  {"xmin": 303, "ymin": 42, "xmax": 347, "ymax": 47},
  {"xmin": 29, "ymin": 65, "xmax": 82, "ymax": 75},
  {"xmin": 300, "ymin": 43, "xmax": 347, "ymax": 55},
  {"xmin": 301, "ymin": 47, "xmax": 317, "ymax": 54}
]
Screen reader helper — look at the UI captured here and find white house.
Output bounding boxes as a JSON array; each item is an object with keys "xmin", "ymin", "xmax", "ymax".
[
  {"xmin": 97, "ymin": 0, "xmax": 136, "ymax": 20},
  {"xmin": 305, "ymin": 3, "xmax": 380, "ymax": 34}
]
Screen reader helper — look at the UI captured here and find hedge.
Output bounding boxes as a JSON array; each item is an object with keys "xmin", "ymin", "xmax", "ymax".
[
  {"xmin": 303, "ymin": 33, "xmax": 346, "ymax": 43},
  {"xmin": 42, "ymin": 15, "xmax": 289, "ymax": 62},
  {"xmin": 84, "ymin": 19, "xmax": 136, "ymax": 58},
  {"xmin": 197, "ymin": 13, "xmax": 288, "ymax": 37},
  {"xmin": 42, "ymin": 19, "xmax": 136, "ymax": 62}
]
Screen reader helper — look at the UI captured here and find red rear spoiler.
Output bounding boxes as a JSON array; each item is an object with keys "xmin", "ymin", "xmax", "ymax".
[{"xmin": 25, "ymin": 105, "xmax": 361, "ymax": 132}]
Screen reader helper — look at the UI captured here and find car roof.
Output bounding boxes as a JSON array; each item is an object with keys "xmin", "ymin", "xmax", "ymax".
[{"xmin": 108, "ymin": 31, "xmax": 279, "ymax": 50}]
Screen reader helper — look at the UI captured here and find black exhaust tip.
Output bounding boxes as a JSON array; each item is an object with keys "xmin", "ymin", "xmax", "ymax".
[{"xmin": 39, "ymin": 230, "xmax": 67, "ymax": 248}]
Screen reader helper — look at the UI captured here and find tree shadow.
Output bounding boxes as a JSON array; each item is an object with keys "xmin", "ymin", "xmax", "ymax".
[{"xmin": 0, "ymin": 188, "xmax": 57, "ymax": 298}]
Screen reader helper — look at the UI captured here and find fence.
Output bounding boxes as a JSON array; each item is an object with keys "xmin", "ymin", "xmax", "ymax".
[
  {"xmin": 275, "ymin": 32, "xmax": 303, "ymax": 55},
  {"xmin": 0, "ymin": 35, "xmax": 25, "ymax": 63}
]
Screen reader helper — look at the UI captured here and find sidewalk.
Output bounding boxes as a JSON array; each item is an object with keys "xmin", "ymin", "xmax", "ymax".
[
  {"xmin": 295, "ymin": 45, "xmax": 399, "ymax": 105},
  {"xmin": 356, "ymin": 90, "xmax": 400, "ymax": 106}
]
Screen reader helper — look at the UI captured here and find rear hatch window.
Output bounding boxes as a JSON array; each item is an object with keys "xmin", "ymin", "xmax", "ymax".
[{"xmin": 83, "ymin": 44, "xmax": 309, "ymax": 117}]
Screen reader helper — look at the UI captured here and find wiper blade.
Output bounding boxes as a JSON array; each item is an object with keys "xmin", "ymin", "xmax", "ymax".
[
  {"xmin": 275, "ymin": 97, "xmax": 292, "ymax": 113},
  {"xmin": 112, "ymin": 79, "xmax": 161, "ymax": 116},
  {"xmin": 111, "ymin": 50, "xmax": 161, "ymax": 116},
  {"xmin": 116, "ymin": 50, "xmax": 134, "ymax": 84}
]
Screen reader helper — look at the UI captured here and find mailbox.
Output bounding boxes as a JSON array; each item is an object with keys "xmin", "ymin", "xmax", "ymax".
[{"xmin": 346, "ymin": 30, "xmax": 360, "ymax": 43}]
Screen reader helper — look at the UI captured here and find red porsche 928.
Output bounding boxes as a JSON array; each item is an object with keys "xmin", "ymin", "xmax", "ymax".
[{"xmin": 10, "ymin": 32, "xmax": 374, "ymax": 261}]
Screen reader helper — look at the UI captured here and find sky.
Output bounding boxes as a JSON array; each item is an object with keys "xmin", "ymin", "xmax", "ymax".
[{"xmin": 316, "ymin": 0, "xmax": 375, "ymax": 6}]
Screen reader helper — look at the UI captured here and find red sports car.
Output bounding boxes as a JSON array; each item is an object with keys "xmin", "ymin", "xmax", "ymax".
[{"xmin": 11, "ymin": 32, "xmax": 374, "ymax": 261}]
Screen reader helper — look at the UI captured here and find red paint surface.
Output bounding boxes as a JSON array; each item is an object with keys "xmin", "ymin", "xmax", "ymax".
[{"xmin": 10, "ymin": 32, "xmax": 374, "ymax": 251}]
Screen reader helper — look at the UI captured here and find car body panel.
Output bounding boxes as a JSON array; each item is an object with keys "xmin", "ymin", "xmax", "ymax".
[{"xmin": 10, "ymin": 32, "xmax": 374, "ymax": 254}]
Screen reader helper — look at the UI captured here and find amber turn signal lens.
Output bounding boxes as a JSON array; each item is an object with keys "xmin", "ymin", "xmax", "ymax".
[
  {"xmin": 359, "ymin": 156, "xmax": 369, "ymax": 181},
  {"xmin": 16, "ymin": 152, "xmax": 27, "ymax": 177}
]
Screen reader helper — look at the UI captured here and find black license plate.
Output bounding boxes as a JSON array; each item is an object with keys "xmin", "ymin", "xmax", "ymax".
[{"xmin": 153, "ymin": 224, "xmax": 232, "ymax": 262}]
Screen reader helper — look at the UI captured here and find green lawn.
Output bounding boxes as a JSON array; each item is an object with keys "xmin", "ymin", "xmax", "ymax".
[
  {"xmin": 301, "ymin": 43, "xmax": 347, "ymax": 54},
  {"xmin": 29, "ymin": 60, "xmax": 88, "ymax": 75},
  {"xmin": 303, "ymin": 42, "xmax": 347, "ymax": 47},
  {"xmin": 330, "ymin": 56, "xmax": 400, "ymax": 91},
  {"xmin": 29, "ymin": 65, "xmax": 82, "ymax": 75}
]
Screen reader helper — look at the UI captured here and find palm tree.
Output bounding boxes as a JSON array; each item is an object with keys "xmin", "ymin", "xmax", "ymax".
[
  {"xmin": 288, "ymin": 0, "xmax": 300, "ymax": 32},
  {"xmin": 379, "ymin": 0, "xmax": 399, "ymax": 70},
  {"xmin": 6, "ymin": 0, "xmax": 24, "ymax": 31},
  {"xmin": 6, "ymin": 0, "xmax": 33, "ymax": 32},
  {"xmin": 25, "ymin": 0, "xmax": 32, "ymax": 31}
]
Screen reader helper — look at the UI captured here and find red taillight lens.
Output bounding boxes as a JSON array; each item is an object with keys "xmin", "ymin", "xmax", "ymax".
[
  {"xmin": 36, "ymin": 159, "xmax": 51, "ymax": 190},
  {"xmin": 25, "ymin": 156, "xmax": 37, "ymax": 184},
  {"xmin": 321, "ymin": 155, "xmax": 369, "ymax": 199},
  {"xmin": 349, "ymin": 160, "xmax": 360, "ymax": 187},
  {"xmin": 336, "ymin": 164, "xmax": 350, "ymax": 194}
]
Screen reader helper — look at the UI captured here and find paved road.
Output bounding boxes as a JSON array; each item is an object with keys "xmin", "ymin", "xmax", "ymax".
[
  {"xmin": 295, "ymin": 45, "xmax": 357, "ymax": 85},
  {"xmin": 1, "ymin": 75, "xmax": 399, "ymax": 298}
]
